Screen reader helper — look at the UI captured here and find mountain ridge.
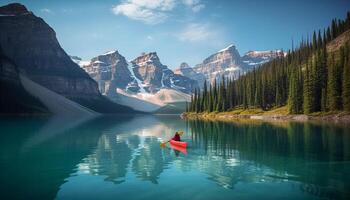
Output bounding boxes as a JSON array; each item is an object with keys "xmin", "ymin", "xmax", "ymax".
[{"xmin": 0, "ymin": 3, "xmax": 136, "ymax": 114}]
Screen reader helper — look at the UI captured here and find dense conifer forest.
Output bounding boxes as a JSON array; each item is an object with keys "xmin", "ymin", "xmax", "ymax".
[{"xmin": 188, "ymin": 12, "xmax": 350, "ymax": 114}]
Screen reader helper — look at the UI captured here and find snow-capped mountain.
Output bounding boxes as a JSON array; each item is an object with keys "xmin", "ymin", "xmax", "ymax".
[
  {"xmin": 81, "ymin": 50, "xmax": 140, "ymax": 95},
  {"xmin": 73, "ymin": 44, "xmax": 284, "ymax": 112},
  {"xmin": 70, "ymin": 56, "xmax": 91, "ymax": 67},
  {"xmin": 131, "ymin": 52, "xmax": 197, "ymax": 94},
  {"xmin": 242, "ymin": 50, "xmax": 286, "ymax": 67},
  {"xmin": 76, "ymin": 51, "xmax": 197, "ymax": 112},
  {"xmin": 174, "ymin": 62, "xmax": 206, "ymax": 87},
  {"xmin": 177, "ymin": 44, "xmax": 285, "ymax": 86},
  {"xmin": 193, "ymin": 44, "xmax": 243, "ymax": 83}
]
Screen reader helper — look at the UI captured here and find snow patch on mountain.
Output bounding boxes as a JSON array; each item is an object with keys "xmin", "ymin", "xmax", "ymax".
[
  {"xmin": 218, "ymin": 44, "xmax": 235, "ymax": 52},
  {"xmin": 102, "ymin": 50, "xmax": 118, "ymax": 55},
  {"xmin": 70, "ymin": 56, "xmax": 90, "ymax": 67},
  {"xmin": 72, "ymin": 51, "xmax": 195, "ymax": 113}
]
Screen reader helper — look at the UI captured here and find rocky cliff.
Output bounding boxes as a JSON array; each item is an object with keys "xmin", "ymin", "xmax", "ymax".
[
  {"xmin": 82, "ymin": 50, "xmax": 139, "ymax": 95},
  {"xmin": 80, "ymin": 51, "xmax": 198, "ymax": 95},
  {"xmin": 193, "ymin": 44, "xmax": 243, "ymax": 83},
  {"xmin": 0, "ymin": 47, "xmax": 48, "ymax": 113},
  {"xmin": 0, "ymin": 3, "xmax": 134, "ymax": 113},
  {"xmin": 174, "ymin": 62, "xmax": 206, "ymax": 87},
  {"xmin": 78, "ymin": 51, "xmax": 196, "ymax": 112},
  {"xmin": 131, "ymin": 52, "xmax": 197, "ymax": 94}
]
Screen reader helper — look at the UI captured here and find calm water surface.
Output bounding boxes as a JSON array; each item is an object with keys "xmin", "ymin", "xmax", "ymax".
[{"xmin": 0, "ymin": 115, "xmax": 349, "ymax": 200}]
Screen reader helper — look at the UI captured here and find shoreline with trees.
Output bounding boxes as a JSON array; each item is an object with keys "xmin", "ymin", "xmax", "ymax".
[{"xmin": 185, "ymin": 12, "xmax": 350, "ymax": 122}]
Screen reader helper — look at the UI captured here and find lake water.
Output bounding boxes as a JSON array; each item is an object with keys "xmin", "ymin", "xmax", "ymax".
[{"xmin": 0, "ymin": 115, "xmax": 349, "ymax": 200}]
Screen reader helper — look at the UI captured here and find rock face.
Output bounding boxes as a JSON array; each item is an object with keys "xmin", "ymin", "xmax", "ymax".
[
  {"xmin": 78, "ymin": 51, "xmax": 197, "ymax": 112},
  {"xmin": 0, "ymin": 48, "xmax": 48, "ymax": 113},
  {"xmin": 0, "ymin": 3, "xmax": 135, "ymax": 113},
  {"xmin": 131, "ymin": 52, "xmax": 197, "ymax": 94},
  {"xmin": 178, "ymin": 44, "xmax": 285, "ymax": 87},
  {"xmin": 242, "ymin": 50, "xmax": 286, "ymax": 68},
  {"xmin": 82, "ymin": 51, "xmax": 139, "ymax": 95},
  {"xmin": 81, "ymin": 51, "xmax": 198, "ymax": 96},
  {"xmin": 174, "ymin": 62, "xmax": 206, "ymax": 87},
  {"xmin": 0, "ymin": 3, "xmax": 30, "ymax": 15},
  {"xmin": 0, "ymin": 3, "xmax": 99, "ymax": 100},
  {"xmin": 131, "ymin": 52, "xmax": 164, "ymax": 93},
  {"xmin": 193, "ymin": 44, "xmax": 243, "ymax": 83}
]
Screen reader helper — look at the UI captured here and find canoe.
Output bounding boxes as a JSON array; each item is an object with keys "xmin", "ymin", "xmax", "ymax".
[
  {"xmin": 170, "ymin": 143, "xmax": 187, "ymax": 154},
  {"xmin": 170, "ymin": 140, "xmax": 187, "ymax": 148}
]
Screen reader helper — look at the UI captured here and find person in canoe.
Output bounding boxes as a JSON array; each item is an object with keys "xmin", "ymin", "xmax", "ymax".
[
  {"xmin": 172, "ymin": 131, "xmax": 181, "ymax": 141},
  {"xmin": 160, "ymin": 131, "xmax": 184, "ymax": 148}
]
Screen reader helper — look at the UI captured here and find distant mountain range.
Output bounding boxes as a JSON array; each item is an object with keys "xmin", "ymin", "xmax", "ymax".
[
  {"xmin": 189, "ymin": 44, "xmax": 285, "ymax": 85},
  {"xmin": 71, "ymin": 51, "xmax": 196, "ymax": 112},
  {"xmin": 71, "ymin": 44, "xmax": 284, "ymax": 112},
  {"xmin": 0, "ymin": 2, "xmax": 285, "ymax": 114}
]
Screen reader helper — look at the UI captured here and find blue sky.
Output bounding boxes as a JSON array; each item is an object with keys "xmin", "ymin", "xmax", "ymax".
[{"xmin": 1, "ymin": 0, "xmax": 350, "ymax": 69}]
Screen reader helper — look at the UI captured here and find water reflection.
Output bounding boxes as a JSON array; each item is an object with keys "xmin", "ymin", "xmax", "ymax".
[
  {"xmin": 0, "ymin": 116, "xmax": 349, "ymax": 199},
  {"xmin": 62, "ymin": 117, "xmax": 350, "ymax": 199},
  {"xmin": 188, "ymin": 120, "xmax": 350, "ymax": 199},
  {"xmin": 0, "ymin": 115, "xmax": 135, "ymax": 199},
  {"xmin": 75, "ymin": 116, "xmax": 176, "ymax": 185}
]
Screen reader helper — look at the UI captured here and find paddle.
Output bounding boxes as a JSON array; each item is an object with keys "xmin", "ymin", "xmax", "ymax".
[{"xmin": 160, "ymin": 131, "xmax": 184, "ymax": 148}]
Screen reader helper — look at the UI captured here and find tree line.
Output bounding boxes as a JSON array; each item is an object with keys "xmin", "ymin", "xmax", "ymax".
[{"xmin": 188, "ymin": 12, "xmax": 350, "ymax": 114}]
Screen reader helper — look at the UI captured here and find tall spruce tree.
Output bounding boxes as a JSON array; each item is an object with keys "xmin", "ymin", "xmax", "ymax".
[
  {"xmin": 342, "ymin": 44, "xmax": 350, "ymax": 111},
  {"xmin": 288, "ymin": 67, "xmax": 301, "ymax": 113},
  {"xmin": 303, "ymin": 61, "xmax": 313, "ymax": 114}
]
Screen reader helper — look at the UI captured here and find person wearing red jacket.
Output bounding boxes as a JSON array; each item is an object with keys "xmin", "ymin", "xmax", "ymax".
[{"xmin": 172, "ymin": 132, "xmax": 181, "ymax": 141}]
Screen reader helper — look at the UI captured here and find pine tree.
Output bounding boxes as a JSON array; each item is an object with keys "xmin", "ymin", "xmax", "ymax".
[
  {"xmin": 193, "ymin": 88, "xmax": 198, "ymax": 113},
  {"xmin": 328, "ymin": 54, "xmax": 342, "ymax": 111},
  {"xmin": 208, "ymin": 83, "xmax": 213, "ymax": 112},
  {"xmin": 202, "ymin": 80, "xmax": 208, "ymax": 111},
  {"xmin": 342, "ymin": 44, "xmax": 350, "ymax": 111},
  {"xmin": 320, "ymin": 44, "xmax": 328, "ymax": 111},
  {"xmin": 288, "ymin": 67, "xmax": 300, "ymax": 113},
  {"xmin": 254, "ymin": 77, "xmax": 262, "ymax": 107},
  {"xmin": 303, "ymin": 62, "xmax": 312, "ymax": 114}
]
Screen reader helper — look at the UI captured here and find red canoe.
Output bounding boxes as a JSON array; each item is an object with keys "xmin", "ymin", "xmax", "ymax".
[
  {"xmin": 170, "ymin": 143, "xmax": 187, "ymax": 154},
  {"xmin": 170, "ymin": 140, "xmax": 187, "ymax": 148}
]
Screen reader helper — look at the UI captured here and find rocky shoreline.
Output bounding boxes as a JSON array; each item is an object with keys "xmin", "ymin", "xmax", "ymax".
[{"xmin": 181, "ymin": 112, "xmax": 350, "ymax": 123}]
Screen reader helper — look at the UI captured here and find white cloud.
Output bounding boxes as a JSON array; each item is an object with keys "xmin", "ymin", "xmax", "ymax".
[
  {"xmin": 182, "ymin": 0, "xmax": 205, "ymax": 12},
  {"xmin": 112, "ymin": 0, "xmax": 176, "ymax": 25},
  {"xmin": 177, "ymin": 23, "xmax": 217, "ymax": 42},
  {"xmin": 40, "ymin": 8, "xmax": 54, "ymax": 14},
  {"xmin": 112, "ymin": 0, "xmax": 205, "ymax": 25}
]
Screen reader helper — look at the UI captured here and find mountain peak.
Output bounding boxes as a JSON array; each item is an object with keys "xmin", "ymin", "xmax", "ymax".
[
  {"xmin": 0, "ymin": 3, "xmax": 30, "ymax": 16},
  {"xmin": 102, "ymin": 50, "xmax": 119, "ymax": 56},
  {"xmin": 132, "ymin": 52, "xmax": 159, "ymax": 64},
  {"xmin": 244, "ymin": 50, "xmax": 285, "ymax": 58},
  {"xmin": 144, "ymin": 52, "xmax": 158, "ymax": 58},
  {"xmin": 179, "ymin": 62, "xmax": 190, "ymax": 69},
  {"xmin": 218, "ymin": 44, "xmax": 236, "ymax": 52}
]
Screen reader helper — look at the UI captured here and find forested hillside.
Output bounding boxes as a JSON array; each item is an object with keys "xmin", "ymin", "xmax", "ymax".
[{"xmin": 188, "ymin": 12, "xmax": 350, "ymax": 114}]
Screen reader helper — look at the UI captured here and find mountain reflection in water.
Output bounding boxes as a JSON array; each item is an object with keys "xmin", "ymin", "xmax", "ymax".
[{"xmin": 0, "ymin": 116, "xmax": 349, "ymax": 200}]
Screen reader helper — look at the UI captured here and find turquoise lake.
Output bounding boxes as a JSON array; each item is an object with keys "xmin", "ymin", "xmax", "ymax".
[{"xmin": 0, "ymin": 115, "xmax": 349, "ymax": 200}]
